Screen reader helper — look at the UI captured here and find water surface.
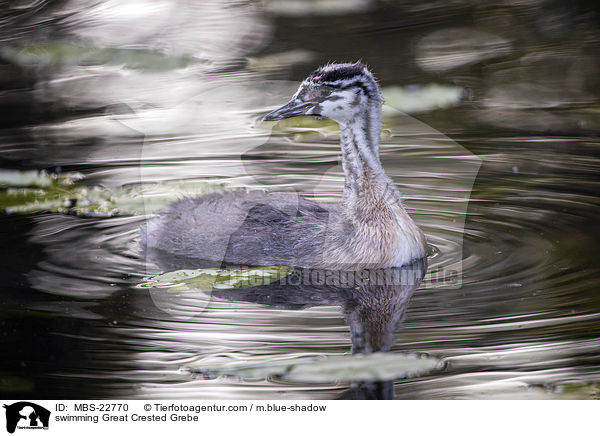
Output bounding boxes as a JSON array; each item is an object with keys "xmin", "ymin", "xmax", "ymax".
[{"xmin": 1, "ymin": 0, "xmax": 599, "ymax": 399}]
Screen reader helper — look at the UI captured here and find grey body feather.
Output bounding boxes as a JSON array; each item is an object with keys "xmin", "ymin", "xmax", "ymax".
[{"xmin": 141, "ymin": 190, "xmax": 336, "ymax": 269}]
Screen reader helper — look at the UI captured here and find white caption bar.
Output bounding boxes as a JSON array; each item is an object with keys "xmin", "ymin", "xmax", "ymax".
[{"xmin": 0, "ymin": 400, "xmax": 595, "ymax": 436}]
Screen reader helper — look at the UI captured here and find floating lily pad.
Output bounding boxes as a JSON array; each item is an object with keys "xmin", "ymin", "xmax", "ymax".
[
  {"xmin": 140, "ymin": 266, "xmax": 294, "ymax": 293},
  {"xmin": 0, "ymin": 169, "xmax": 222, "ymax": 216},
  {"xmin": 1, "ymin": 41, "xmax": 195, "ymax": 70},
  {"xmin": 555, "ymin": 381, "xmax": 600, "ymax": 399},
  {"xmin": 382, "ymin": 84, "xmax": 463, "ymax": 114},
  {"xmin": 190, "ymin": 352, "xmax": 439, "ymax": 382},
  {"xmin": 0, "ymin": 169, "xmax": 81, "ymax": 188}
]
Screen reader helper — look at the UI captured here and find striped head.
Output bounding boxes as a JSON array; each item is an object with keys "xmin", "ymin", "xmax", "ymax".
[{"xmin": 263, "ymin": 62, "xmax": 382, "ymax": 125}]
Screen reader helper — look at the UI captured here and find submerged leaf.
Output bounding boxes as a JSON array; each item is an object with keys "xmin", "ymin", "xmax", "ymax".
[
  {"xmin": 189, "ymin": 352, "xmax": 439, "ymax": 382},
  {"xmin": 0, "ymin": 374, "xmax": 35, "ymax": 393},
  {"xmin": 286, "ymin": 353, "xmax": 439, "ymax": 383},
  {"xmin": 192, "ymin": 357, "xmax": 317, "ymax": 379},
  {"xmin": 248, "ymin": 49, "xmax": 317, "ymax": 72}
]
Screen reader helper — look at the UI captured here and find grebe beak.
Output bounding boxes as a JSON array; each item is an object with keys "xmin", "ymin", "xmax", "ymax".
[{"xmin": 262, "ymin": 99, "xmax": 315, "ymax": 121}]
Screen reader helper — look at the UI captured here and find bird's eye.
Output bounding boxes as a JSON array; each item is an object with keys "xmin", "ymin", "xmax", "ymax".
[
  {"xmin": 305, "ymin": 89, "xmax": 329, "ymax": 101},
  {"xmin": 305, "ymin": 90, "xmax": 320, "ymax": 101}
]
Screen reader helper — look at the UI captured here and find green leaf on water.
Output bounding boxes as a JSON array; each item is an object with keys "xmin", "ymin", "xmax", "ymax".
[
  {"xmin": 555, "ymin": 381, "xmax": 600, "ymax": 399},
  {"xmin": 382, "ymin": 84, "xmax": 463, "ymax": 114},
  {"xmin": 0, "ymin": 169, "xmax": 223, "ymax": 216},
  {"xmin": 189, "ymin": 352, "xmax": 439, "ymax": 382},
  {"xmin": 1, "ymin": 41, "xmax": 196, "ymax": 71},
  {"xmin": 139, "ymin": 266, "xmax": 294, "ymax": 293}
]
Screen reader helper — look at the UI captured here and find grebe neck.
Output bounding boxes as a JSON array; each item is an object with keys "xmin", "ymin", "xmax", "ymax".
[{"xmin": 339, "ymin": 98, "xmax": 396, "ymax": 205}]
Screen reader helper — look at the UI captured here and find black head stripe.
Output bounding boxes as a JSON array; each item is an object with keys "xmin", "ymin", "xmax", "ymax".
[
  {"xmin": 311, "ymin": 62, "xmax": 367, "ymax": 82},
  {"xmin": 310, "ymin": 62, "xmax": 367, "ymax": 84},
  {"xmin": 307, "ymin": 62, "xmax": 381, "ymax": 102}
]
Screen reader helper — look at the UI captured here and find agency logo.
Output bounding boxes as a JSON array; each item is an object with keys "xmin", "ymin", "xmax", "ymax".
[{"xmin": 3, "ymin": 402, "xmax": 50, "ymax": 434}]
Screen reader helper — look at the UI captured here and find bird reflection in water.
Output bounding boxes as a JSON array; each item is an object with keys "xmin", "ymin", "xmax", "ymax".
[{"xmin": 148, "ymin": 250, "xmax": 425, "ymax": 399}]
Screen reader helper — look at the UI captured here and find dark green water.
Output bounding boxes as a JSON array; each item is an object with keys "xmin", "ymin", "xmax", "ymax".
[{"xmin": 1, "ymin": 0, "xmax": 599, "ymax": 399}]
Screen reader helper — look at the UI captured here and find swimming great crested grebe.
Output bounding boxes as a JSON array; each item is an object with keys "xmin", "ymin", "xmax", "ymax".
[{"xmin": 142, "ymin": 62, "xmax": 426, "ymax": 270}]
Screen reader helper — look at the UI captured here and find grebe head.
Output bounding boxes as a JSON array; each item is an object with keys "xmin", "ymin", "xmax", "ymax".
[{"xmin": 263, "ymin": 62, "xmax": 382, "ymax": 125}]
